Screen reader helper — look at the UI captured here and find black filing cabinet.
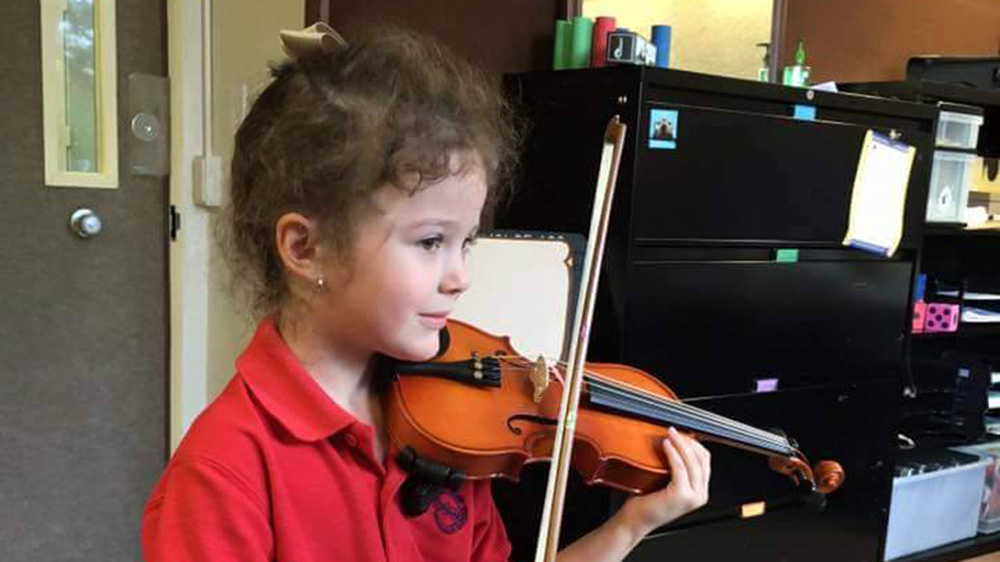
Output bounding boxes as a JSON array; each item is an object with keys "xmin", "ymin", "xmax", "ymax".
[{"xmin": 493, "ymin": 66, "xmax": 938, "ymax": 562}]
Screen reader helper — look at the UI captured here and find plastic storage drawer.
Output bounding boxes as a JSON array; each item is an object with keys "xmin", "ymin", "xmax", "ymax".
[
  {"xmin": 926, "ymin": 150, "xmax": 977, "ymax": 223},
  {"xmin": 884, "ymin": 449, "xmax": 989, "ymax": 560},
  {"xmin": 937, "ymin": 108, "xmax": 984, "ymax": 150},
  {"xmin": 955, "ymin": 442, "xmax": 1000, "ymax": 534}
]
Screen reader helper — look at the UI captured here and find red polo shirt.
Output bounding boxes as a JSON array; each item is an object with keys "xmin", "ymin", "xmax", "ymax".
[{"xmin": 142, "ymin": 318, "xmax": 512, "ymax": 561}]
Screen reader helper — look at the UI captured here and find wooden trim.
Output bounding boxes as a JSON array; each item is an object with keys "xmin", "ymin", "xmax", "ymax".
[
  {"xmin": 304, "ymin": 0, "xmax": 329, "ymax": 25},
  {"xmin": 305, "ymin": 0, "xmax": 315, "ymax": 25},
  {"xmin": 781, "ymin": 0, "xmax": 1000, "ymax": 83},
  {"xmin": 40, "ymin": 0, "xmax": 120, "ymax": 188},
  {"xmin": 318, "ymin": 0, "xmax": 558, "ymax": 73},
  {"xmin": 769, "ymin": 0, "xmax": 786, "ymax": 83},
  {"xmin": 166, "ymin": 0, "xmax": 213, "ymax": 452},
  {"xmin": 310, "ymin": 0, "xmax": 566, "ymax": 27},
  {"xmin": 561, "ymin": 0, "xmax": 581, "ymax": 20}
]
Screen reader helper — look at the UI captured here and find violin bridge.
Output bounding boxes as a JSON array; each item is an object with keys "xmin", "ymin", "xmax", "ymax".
[{"xmin": 531, "ymin": 355, "xmax": 549, "ymax": 403}]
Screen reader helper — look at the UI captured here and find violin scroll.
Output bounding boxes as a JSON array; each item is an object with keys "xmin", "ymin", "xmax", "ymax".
[
  {"xmin": 767, "ymin": 454, "xmax": 845, "ymax": 510},
  {"xmin": 813, "ymin": 460, "xmax": 846, "ymax": 495}
]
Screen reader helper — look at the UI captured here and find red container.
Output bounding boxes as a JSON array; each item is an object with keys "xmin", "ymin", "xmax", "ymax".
[{"xmin": 590, "ymin": 16, "xmax": 616, "ymax": 67}]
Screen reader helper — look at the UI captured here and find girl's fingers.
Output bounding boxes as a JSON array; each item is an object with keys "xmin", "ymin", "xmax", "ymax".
[
  {"xmin": 702, "ymin": 444, "xmax": 712, "ymax": 486},
  {"xmin": 684, "ymin": 436, "xmax": 709, "ymax": 489},
  {"xmin": 667, "ymin": 427, "xmax": 702, "ymax": 491},
  {"xmin": 692, "ymin": 440, "xmax": 711, "ymax": 493},
  {"xmin": 661, "ymin": 429, "xmax": 689, "ymax": 490}
]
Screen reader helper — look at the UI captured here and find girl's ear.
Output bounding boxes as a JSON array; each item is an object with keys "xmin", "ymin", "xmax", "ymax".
[{"xmin": 275, "ymin": 212, "xmax": 324, "ymax": 285}]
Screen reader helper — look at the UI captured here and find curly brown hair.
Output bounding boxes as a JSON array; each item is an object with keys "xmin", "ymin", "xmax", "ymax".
[{"xmin": 222, "ymin": 23, "xmax": 523, "ymax": 317}]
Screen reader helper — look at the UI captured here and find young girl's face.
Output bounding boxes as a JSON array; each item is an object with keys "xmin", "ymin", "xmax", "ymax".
[{"xmin": 317, "ymin": 154, "xmax": 487, "ymax": 362}]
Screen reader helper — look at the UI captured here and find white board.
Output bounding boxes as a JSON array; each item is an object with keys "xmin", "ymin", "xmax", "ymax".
[{"xmin": 453, "ymin": 234, "xmax": 578, "ymax": 362}]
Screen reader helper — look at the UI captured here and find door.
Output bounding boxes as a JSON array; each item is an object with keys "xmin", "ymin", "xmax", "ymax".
[{"xmin": 0, "ymin": 0, "xmax": 168, "ymax": 560}]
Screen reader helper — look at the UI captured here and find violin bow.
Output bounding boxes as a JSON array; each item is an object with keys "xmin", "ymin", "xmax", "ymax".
[{"xmin": 535, "ymin": 116, "xmax": 627, "ymax": 562}]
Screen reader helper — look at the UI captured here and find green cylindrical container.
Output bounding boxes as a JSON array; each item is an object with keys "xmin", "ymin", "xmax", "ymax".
[
  {"xmin": 569, "ymin": 16, "xmax": 593, "ymax": 69},
  {"xmin": 553, "ymin": 19, "xmax": 572, "ymax": 70}
]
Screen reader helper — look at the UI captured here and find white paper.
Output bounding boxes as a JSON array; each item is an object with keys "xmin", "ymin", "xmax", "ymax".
[
  {"xmin": 937, "ymin": 290, "xmax": 1000, "ymax": 301},
  {"xmin": 842, "ymin": 130, "xmax": 916, "ymax": 257},
  {"xmin": 990, "ymin": 391, "xmax": 1000, "ymax": 410},
  {"xmin": 811, "ymin": 81, "xmax": 839, "ymax": 93},
  {"xmin": 961, "ymin": 306, "xmax": 1000, "ymax": 324}
]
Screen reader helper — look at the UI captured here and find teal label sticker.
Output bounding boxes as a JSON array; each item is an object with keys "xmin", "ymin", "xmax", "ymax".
[
  {"xmin": 775, "ymin": 248, "xmax": 799, "ymax": 262},
  {"xmin": 793, "ymin": 105, "xmax": 816, "ymax": 121},
  {"xmin": 649, "ymin": 109, "xmax": 678, "ymax": 149}
]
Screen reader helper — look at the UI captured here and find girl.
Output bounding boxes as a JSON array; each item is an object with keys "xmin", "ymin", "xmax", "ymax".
[{"xmin": 142, "ymin": 22, "xmax": 710, "ymax": 562}]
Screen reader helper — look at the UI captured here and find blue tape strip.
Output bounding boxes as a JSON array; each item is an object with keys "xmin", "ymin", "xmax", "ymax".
[
  {"xmin": 914, "ymin": 274, "xmax": 927, "ymax": 301},
  {"xmin": 847, "ymin": 239, "xmax": 890, "ymax": 257},
  {"xmin": 871, "ymin": 131, "xmax": 911, "ymax": 153}
]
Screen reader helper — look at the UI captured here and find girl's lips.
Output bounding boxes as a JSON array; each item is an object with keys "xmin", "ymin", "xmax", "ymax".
[
  {"xmin": 421, "ymin": 311, "xmax": 451, "ymax": 317},
  {"xmin": 418, "ymin": 313, "xmax": 449, "ymax": 329}
]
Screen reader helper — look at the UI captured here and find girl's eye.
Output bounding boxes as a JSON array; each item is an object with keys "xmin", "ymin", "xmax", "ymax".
[
  {"xmin": 418, "ymin": 236, "xmax": 443, "ymax": 251},
  {"xmin": 462, "ymin": 237, "xmax": 477, "ymax": 254}
]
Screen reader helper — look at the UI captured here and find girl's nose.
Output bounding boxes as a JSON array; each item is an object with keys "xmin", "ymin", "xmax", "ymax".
[{"xmin": 440, "ymin": 256, "xmax": 470, "ymax": 296}]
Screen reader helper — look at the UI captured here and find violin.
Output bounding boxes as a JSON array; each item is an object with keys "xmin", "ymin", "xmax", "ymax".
[
  {"xmin": 386, "ymin": 116, "xmax": 843, "ymax": 561},
  {"xmin": 383, "ymin": 319, "xmax": 845, "ymax": 499}
]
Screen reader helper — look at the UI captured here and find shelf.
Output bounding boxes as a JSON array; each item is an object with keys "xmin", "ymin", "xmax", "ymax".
[
  {"xmin": 962, "ymin": 324, "xmax": 1000, "ymax": 337},
  {"xmin": 894, "ymin": 531, "xmax": 1000, "ymax": 562},
  {"xmin": 913, "ymin": 324, "xmax": 1000, "ymax": 339},
  {"xmin": 924, "ymin": 225, "xmax": 1000, "ymax": 238}
]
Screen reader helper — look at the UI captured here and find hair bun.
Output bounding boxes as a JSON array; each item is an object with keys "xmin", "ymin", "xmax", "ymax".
[{"xmin": 279, "ymin": 22, "xmax": 348, "ymax": 62}]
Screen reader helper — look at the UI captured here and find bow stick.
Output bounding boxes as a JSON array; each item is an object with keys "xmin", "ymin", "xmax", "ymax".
[{"xmin": 535, "ymin": 116, "xmax": 627, "ymax": 562}]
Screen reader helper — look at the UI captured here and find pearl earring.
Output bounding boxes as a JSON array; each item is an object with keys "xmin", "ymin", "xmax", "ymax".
[{"xmin": 314, "ymin": 276, "xmax": 326, "ymax": 293}]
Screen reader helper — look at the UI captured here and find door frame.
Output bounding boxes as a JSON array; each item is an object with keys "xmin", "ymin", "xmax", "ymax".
[{"xmin": 166, "ymin": 0, "xmax": 212, "ymax": 451}]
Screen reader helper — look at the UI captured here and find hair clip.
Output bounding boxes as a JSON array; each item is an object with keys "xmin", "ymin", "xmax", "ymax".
[{"xmin": 279, "ymin": 22, "xmax": 347, "ymax": 62}]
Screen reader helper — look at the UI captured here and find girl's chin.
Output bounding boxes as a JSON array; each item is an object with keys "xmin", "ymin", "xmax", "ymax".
[{"xmin": 387, "ymin": 333, "xmax": 442, "ymax": 362}]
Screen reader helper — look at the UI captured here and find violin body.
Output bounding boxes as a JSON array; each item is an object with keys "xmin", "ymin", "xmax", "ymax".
[{"xmin": 384, "ymin": 319, "xmax": 844, "ymax": 496}]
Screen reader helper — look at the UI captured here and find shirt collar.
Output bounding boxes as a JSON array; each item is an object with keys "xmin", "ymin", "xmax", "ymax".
[{"xmin": 236, "ymin": 316, "xmax": 356, "ymax": 442}]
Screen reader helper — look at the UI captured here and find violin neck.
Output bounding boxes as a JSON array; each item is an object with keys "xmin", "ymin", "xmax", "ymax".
[{"xmin": 584, "ymin": 374, "xmax": 793, "ymax": 457}]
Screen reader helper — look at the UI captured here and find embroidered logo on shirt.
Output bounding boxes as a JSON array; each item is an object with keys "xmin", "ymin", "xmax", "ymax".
[{"xmin": 432, "ymin": 488, "xmax": 467, "ymax": 534}]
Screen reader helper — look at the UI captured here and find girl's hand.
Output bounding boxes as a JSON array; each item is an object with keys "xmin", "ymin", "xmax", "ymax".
[
  {"xmin": 617, "ymin": 427, "xmax": 711, "ymax": 538},
  {"xmin": 553, "ymin": 427, "xmax": 711, "ymax": 562}
]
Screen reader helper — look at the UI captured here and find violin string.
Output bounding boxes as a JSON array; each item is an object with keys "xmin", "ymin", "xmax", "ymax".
[
  {"xmin": 489, "ymin": 353, "xmax": 747, "ymax": 437},
  {"xmin": 495, "ymin": 355, "xmax": 786, "ymax": 446},
  {"xmin": 502, "ymin": 354, "xmax": 782, "ymax": 445},
  {"xmin": 493, "ymin": 356, "xmax": 789, "ymax": 450},
  {"xmin": 583, "ymin": 377, "xmax": 790, "ymax": 453},
  {"xmin": 584, "ymin": 377, "xmax": 789, "ymax": 451},
  {"xmin": 493, "ymin": 355, "xmax": 760, "ymax": 438},
  {"xmin": 582, "ymin": 370, "xmax": 787, "ymax": 447}
]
